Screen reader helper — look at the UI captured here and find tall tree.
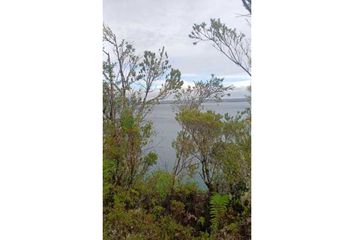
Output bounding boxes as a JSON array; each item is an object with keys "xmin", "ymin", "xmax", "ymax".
[
  {"xmin": 103, "ymin": 25, "xmax": 183, "ymax": 188},
  {"xmin": 172, "ymin": 76, "xmax": 232, "ymax": 191}
]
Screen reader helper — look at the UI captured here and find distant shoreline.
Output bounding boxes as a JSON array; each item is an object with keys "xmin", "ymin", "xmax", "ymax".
[{"xmin": 158, "ymin": 98, "xmax": 248, "ymax": 104}]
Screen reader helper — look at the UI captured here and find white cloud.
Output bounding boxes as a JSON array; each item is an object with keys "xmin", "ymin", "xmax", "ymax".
[
  {"xmin": 181, "ymin": 79, "xmax": 195, "ymax": 89},
  {"xmin": 181, "ymin": 73, "xmax": 199, "ymax": 78}
]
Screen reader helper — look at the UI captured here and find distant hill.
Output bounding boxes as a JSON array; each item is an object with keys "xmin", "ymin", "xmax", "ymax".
[{"xmin": 159, "ymin": 98, "xmax": 248, "ymax": 104}]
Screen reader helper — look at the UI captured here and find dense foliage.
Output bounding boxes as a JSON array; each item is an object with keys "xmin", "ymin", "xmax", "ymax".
[{"xmin": 103, "ymin": 55, "xmax": 251, "ymax": 238}]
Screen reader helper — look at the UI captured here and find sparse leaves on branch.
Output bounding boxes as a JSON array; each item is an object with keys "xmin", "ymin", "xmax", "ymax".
[
  {"xmin": 103, "ymin": 24, "xmax": 183, "ymax": 120},
  {"xmin": 174, "ymin": 74, "xmax": 233, "ymax": 111},
  {"xmin": 189, "ymin": 18, "xmax": 251, "ymax": 76}
]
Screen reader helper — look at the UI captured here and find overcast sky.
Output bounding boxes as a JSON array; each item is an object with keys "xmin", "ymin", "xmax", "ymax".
[{"xmin": 103, "ymin": 0, "xmax": 251, "ymax": 93}]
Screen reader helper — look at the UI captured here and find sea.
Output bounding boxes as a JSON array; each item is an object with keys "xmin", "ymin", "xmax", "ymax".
[{"xmin": 146, "ymin": 101, "xmax": 249, "ymax": 172}]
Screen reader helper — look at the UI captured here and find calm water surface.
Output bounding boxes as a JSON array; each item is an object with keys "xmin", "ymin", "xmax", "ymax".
[{"xmin": 147, "ymin": 102, "xmax": 249, "ymax": 172}]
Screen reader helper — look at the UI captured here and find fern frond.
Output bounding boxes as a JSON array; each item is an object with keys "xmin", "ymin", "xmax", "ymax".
[{"xmin": 210, "ymin": 193, "xmax": 230, "ymax": 234}]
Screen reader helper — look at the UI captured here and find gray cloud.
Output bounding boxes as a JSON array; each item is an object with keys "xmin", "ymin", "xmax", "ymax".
[{"xmin": 103, "ymin": 0, "xmax": 251, "ymax": 78}]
